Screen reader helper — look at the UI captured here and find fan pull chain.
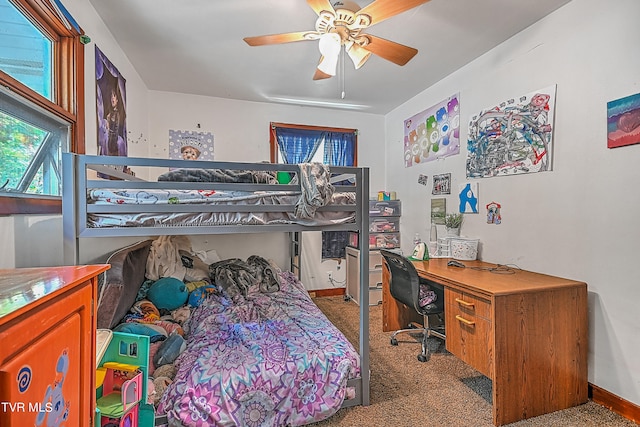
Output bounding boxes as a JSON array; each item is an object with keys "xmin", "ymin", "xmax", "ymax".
[{"xmin": 341, "ymin": 45, "xmax": 346, "ymax": 99}]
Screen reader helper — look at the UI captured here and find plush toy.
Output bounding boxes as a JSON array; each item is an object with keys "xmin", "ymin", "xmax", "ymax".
[
  {"xmin": 187, "ymin": 285, "xmax": 217, "ymax": 307},
  {"xmin": 152, "ymin": 376, "xmax": 172, "ymax": 406},
  {"xmin": 146, "ymin": 277, "xmax": 189, "ymax": 311},
  {"xmin": 171, "ymin": 306, "xmax": 191, "ymax": 325},
  {"xmin": 153, "ymin": 363, "xmax": 176, "ymax": 380}
]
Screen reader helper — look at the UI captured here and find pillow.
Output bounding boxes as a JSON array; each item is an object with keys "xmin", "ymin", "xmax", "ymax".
[
  {"xmin": 97, "ymin": 240, "xmax": 153, "ymax": 329},
  {"xmin": 147, "ymin": 277, "xmax": 189, "ymax": 311}
]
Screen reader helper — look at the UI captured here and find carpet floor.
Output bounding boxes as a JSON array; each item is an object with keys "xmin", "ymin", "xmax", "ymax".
[{"xmin": 310, "ymin": 296, "xmax": 636, "ymax": 427}]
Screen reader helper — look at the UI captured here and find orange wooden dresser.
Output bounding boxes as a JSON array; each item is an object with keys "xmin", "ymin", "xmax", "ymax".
[{"xmin": 0, "ymin": 265, "xmax": 109, "ymax": 427}]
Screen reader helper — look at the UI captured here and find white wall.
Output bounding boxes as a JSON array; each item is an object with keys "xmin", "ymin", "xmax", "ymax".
[
  {"xmin": 385, "ymin": 0, "xmax": 639, "ymax": 406},
  {"xmin": 145, "ymin": 91, "xmax": 386, "ymax": 288}
]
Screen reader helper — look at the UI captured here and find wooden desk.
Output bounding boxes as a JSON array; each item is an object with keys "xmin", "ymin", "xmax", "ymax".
[
  {"xmin": 0, "ymin": 265, "xmax": 109, "ymax": 427},
  {"xmin": 382, "ymin": 258, "xmax": 588, "ymax": 426}
]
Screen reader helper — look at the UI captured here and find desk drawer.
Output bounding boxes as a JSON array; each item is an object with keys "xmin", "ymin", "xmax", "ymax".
[
  {"xmin": 445, "ymin": 289, "xmax": 493, "ymax": 377},
  {"xmin": 449, "ymin": 289, "xmax": 491, "ymax": 320}
]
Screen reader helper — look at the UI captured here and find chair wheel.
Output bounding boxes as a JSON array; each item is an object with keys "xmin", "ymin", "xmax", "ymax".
[
  {"xmin": 417, "ymin": 354, "xmax": 429, "ymax": 362},
  {"xmin": 390, "ymin": 338, "xmax": 398, "ymax": 346}
]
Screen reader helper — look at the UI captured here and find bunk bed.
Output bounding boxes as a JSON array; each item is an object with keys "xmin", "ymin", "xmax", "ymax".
[{"xmin": 61, "ymin": 153, "xmax": 371, "ymax": 426}]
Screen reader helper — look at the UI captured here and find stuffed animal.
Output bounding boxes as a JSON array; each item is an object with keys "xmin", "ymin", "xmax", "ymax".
[
  {"xmin": 153, "ymin": 363, "xmax": 176, "ymax": 380},
  {"xmin": 152, "ymin": 376, "xmax": 172, "ymax": 406}
]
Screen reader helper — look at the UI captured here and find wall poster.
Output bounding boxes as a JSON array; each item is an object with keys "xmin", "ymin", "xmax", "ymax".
[
  {"xmin": 467, "ymin": 85, "xmax": 556, "ymax": 178},
  {"xmin": 607, "ymin": 92, "xmax": 640, "ymax": 149},
  {"xmin": 458, "ymin": 182, "xmax": 479, "ymax": 214},
  {"xmin": 403, "ymin": 93, "xmax": 460, "ymax": 167},
  {"xmin": 96, "ymin": 46, "xmax": 127, "ymax": 158},
  {"xmin": 169, "ymin": 130, "xmax": 214, "ymax": 161}
]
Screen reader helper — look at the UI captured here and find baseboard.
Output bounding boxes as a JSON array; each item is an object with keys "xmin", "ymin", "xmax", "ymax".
[
  {"xmin": 589, "ymin": 382, "xmax": 640, "ymax": 424},
  {"xmin": 308, "ymin": 287, "xmax": 345, "ymax": 298}
]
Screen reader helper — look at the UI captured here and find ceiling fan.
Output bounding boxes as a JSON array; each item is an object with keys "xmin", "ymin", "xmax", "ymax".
[{"xmin": 243, "ymin": 0, "xmax": 431, "ymax": 80}]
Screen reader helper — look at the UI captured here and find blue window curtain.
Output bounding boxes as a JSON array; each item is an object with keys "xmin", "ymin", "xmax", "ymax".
[
  {"xmin": 274, "ymin": 127, "xmax": 326, "ymax": 163},
  {"xmin": 324, "ymin": 131, "xmax": 356, "ymax": 166}
]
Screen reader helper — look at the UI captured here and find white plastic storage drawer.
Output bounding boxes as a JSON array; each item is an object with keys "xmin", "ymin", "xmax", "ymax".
[
  {"xmin": 369, "ymin": 233, "xmax": 400, "ymax": 249},
  {"xmin": 369, "ymin": 200, "xmax": 402, "ymax": 217},
  {"xmin": 369, "ymin": 217, "xmax": 400, "ymax": 233}
]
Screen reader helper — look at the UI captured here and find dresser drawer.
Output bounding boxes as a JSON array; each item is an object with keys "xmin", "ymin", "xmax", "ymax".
[{"xmin": 445, "ymin": 289, "xmax": 493, "ymax": 377}]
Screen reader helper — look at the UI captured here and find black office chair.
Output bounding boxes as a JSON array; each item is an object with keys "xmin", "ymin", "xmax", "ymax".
[{"xmin": 380, "ymin": 249, "xmax": 445, "ymax": 362}]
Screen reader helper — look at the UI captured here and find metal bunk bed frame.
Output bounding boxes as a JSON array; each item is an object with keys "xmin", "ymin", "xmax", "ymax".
[{"xmin": 62, "ymin": 153, "xmax": 371, "ymax": 414}]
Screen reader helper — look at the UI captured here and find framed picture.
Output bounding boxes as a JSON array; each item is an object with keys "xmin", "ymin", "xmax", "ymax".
[
  {"xmin": 467, "ymin": 85, "xmax": 556, "ymax": 177},
  {"xmin": 432, "ymin": 173, "xmax": 451, "ymax": 195},
  {"xmin": 607, "ymin": 92, "xmax": 640, "ymax": 148},
  {"xmin": 431, "ymin": 198, "xmax": 446, "ymax": 225}
]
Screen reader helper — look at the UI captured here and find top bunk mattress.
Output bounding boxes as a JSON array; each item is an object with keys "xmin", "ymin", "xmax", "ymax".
[{"xmin": 87, "ymin": 188, "xmax": 356, "ymax": 228}]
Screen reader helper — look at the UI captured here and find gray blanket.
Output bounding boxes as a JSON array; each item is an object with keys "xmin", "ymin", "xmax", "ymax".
[
  {"xmin": 294, "ymin": 163, "xmax": 335, "ymax": 219},
  {"xmin": 209, "ymin": 256, "xmax": 280, "ymax": 299},
  {"xmin": 158, "ymin": 168, "xmax": 277, "ymax": 184}
]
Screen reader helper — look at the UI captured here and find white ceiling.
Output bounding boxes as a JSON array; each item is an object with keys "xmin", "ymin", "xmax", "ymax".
[{"xmin": 88, "ymin": 0, "xmax": 572, "ymax": 115}]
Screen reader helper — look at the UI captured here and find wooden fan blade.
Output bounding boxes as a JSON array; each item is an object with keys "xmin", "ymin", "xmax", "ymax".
[
  {"xmin": 313, "ymin": 68, "xmax": 333, "ymax": 80},
  {"xmin": 361, "ymin": 34, "xmax": 418, "ymax": 66},
  {"xmin": 307, "ymin": 0, "xmax": 335, "ymax": 16},
  {"xmin": 244, "ymin": 31, "xmax": 315, "ymax": 46},
  {"xmin": 357, "ymin": 0, "xmax": 431, "ymax": 26}
]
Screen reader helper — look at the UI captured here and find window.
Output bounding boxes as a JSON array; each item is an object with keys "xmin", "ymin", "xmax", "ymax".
[
  {"xmin": 269, "ymin": 122, "xmax": 358, "ymax": 166},
  {"xmin": 0, "ymin": 0, "xmax": 85, "ymax": 214}
]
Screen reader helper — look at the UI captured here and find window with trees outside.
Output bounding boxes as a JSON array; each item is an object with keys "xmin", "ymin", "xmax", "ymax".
[{"xmin": 0, "ymin": 0, "xmax": 85, "ymax": 214}]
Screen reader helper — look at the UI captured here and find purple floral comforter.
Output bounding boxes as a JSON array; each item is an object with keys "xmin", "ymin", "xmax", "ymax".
[{"xmin": 157, "ymin": 271, "xmax": 360, "ymax": 426}]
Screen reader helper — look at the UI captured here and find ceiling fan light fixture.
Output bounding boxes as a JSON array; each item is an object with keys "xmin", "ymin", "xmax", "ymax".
[
  {"xmin": 346, "ymin": 43, "xmax": 371, "ymax": 69},
  {"xmin": 317, "ymin": 32, "xmax": 342, "ymax": 76}
]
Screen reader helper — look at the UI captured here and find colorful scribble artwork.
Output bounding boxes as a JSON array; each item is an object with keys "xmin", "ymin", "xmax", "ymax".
[
  {"xmin": 403, "ymin": 93, "xmax": 460, "ymax": 167},
  {"xmin": 467, "ymin": 85, "xmax": 556, "ymax": 178},
  {"xmin": 607, "ymin": 92, "xmax": 640, "ymax": 148}
]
